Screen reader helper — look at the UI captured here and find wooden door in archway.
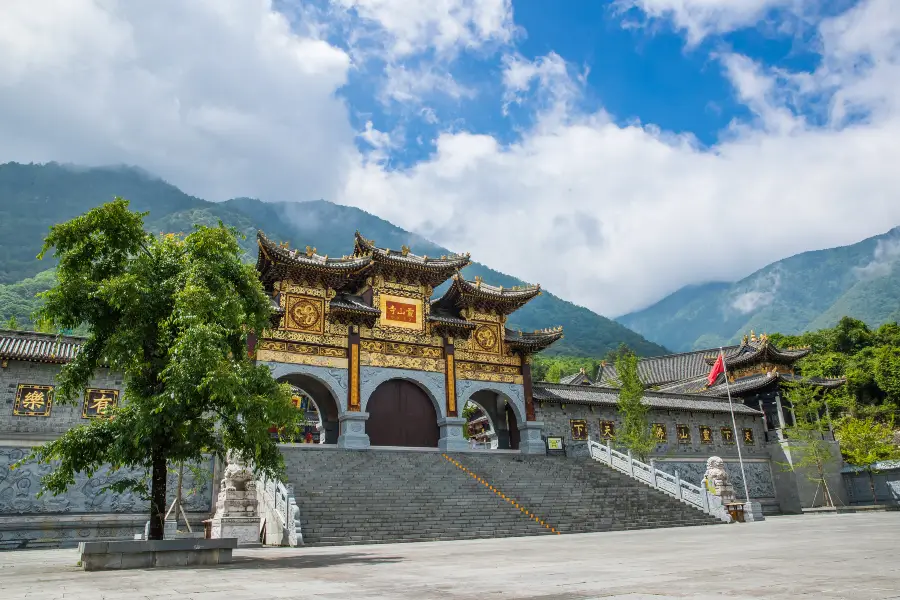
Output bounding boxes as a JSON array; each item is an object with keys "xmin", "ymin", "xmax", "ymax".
[{"xmin": 366, "ymin": 379, "xmax": 439, "ymax": 447}]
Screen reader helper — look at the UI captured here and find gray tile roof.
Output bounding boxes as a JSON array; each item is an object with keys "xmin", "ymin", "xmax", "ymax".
[
  {"xmin": 558, "ymin": 369, "xmax": 593, "ymax": 386},
  {"xmin": 598, "ymin": 345, "xmax": 740, "ymax": 387},
  {"xmin": 0, "ymin": 329, "xmax": 83, "ymax": 364},
  {"xmin": 330, "ymin": 294, "xmax": 380, "ymax": 315},
  {"xmin": 533, "ymin": 382, "xmax": 762, "ymax": 415}
]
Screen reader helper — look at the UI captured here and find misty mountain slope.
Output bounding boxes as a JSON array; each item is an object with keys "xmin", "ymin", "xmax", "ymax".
[
  {"xmin": 618, "ymin": 227, "xmax": 900, "ymax": 351},
  {"xmin": 0, "ymin": 162, "xmax": 667, "ymax": 357}
]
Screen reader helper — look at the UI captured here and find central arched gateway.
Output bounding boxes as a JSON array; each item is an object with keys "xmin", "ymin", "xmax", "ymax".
[{"xmin": 366, "ymin": 379, "xmax": 439, "ymax": 447}]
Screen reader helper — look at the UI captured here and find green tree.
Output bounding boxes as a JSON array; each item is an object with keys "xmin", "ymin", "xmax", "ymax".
[
  {"xmin": 4, "ymin": 315, "xmax": 18, "ymax": 330},
  {"xmin": 836, "ymin": 416, "xmax": 900, "ymax": 504},
  {"xmin": 18, "ymin": 199, "xmax": 300, "ymax": 540},
  {"xmin": 614, "ymin": 350, "xmax": 654, "ymax": 461},
  {"xmin": 461, "ymin": 402, "xmax": 479, "ymax": 440},
  {"xmin": 781, "ymin": 383, "xmax": 841, "ymax": 507},
  {"xmin": 545, "ymin": 363, "xmax": 563, "ymax": 383}
]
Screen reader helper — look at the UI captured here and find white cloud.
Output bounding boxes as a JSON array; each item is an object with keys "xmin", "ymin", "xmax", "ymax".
[
  {"xmin": 0, "ymin": 0, "xmax": 356, "ymax": 203},
  {"xmin": 340, "ymin": 0, "xmax": 900, "ymax": 317},
  {"xmin": 333, "ymin": 0, "xmax": 515, "ymax": 59},
  {"xmin": 730, "ymin": 268, "xmax": 782, "ymax": 314},
  {"xmin": 617, "ymin": 0, "xmax": 810, "ymax": 46},
  {"xmin": 855, "ymin": 235, "xmax": 900, "ymax": 280},
  {"xmin": 2, "ymin": 0, "xmax": 900, "ymax": 323}
]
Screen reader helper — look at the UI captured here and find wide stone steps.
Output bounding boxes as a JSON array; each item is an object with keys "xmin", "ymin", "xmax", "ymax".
[{"xmin": 279, "ymin": 448, "xmax": 720, "ymax": 546}]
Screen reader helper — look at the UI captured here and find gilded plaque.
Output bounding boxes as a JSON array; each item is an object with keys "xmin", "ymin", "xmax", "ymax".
[
  {"xmin": 570, "ymin": 419, "xmax": 588, "ymax": 441},
  {"xmin": 676, "ymin": 424, "xmax": 691, "ymax": 444},
  {"xmin": 742, "ymin": 428, "xmax": 755, "ymax": 445},
  {"xmin": 13, "ymin": 384, "xmax": 53, "ymax": 417},
  {"xmin": 699, "ymin": 425, "xmax": 713, "ymax": 444},
  {"xmin": 721, "ymin": 427, "xmax": 735, "ymax": 444},
  {"xmin": 284, "ymin": 294, "xmax": 325, "ymax": 334},
  {"xmin": 652, "ymin": 423, "xmax": 667, "ymax": 442},
  {"xmin": 379, "ymin": 293, "xmax": 423, "ymax": 331},
  {"xmin": 599, "ymin": 420, "xmax": 615, "ymax": 439},
  {"xmin": 82, "ymin": 388, "xmax": 119, "ymax": 418},
  {"xmin": 472, "ymin": 322, "xmax": 501, "ymax": 355}
]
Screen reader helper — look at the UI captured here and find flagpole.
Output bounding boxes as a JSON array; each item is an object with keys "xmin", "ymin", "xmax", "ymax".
[{"xmin": 720, "ymin": 347, "xmax": 752, "ymax": 504}]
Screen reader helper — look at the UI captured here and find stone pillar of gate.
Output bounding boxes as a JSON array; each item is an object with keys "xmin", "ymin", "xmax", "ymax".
[
  {"xmin": 437, "ymin": 417, "xmax": 468, "ymax": 452},
  {"xmin": 519, "ymin": 421, "xmax": 546, "ymax": 455},
  {"xmin": 494, "ymin": 394, "xmax": 511, "ymax": 450},
  {"xmin": 338, "ymin": 412, "xmax": 370, "ymax": 449}
]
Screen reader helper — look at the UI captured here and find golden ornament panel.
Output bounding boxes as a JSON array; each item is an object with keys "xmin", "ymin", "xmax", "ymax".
[
  {"xmin": 360, "ymin": 339, "xmax": 442, "ymax": 359},
  {"xmin": 454, "ymin": 348, "xmax": 520, "ymax": 366},
  {"xmin": 257, "ymin": 348, "xmax": 348, "ymax": 369},
  {"xmin": 275, "ymin": 281, "xmax": 331, "ymax": 299},
  {"xmin": 267, "ymin": 328, "xmax": 348, "ymax": 348},
  {"xmin": 472, "ymin": 322, "xmax": 501, "ymax": 355},
  {"xmin": 258, "ymin": 339, "xmax": 346, "ymax": 358},
  {"xmin": 283, "ymin": 294, "xmax": 326, "ymax": 334},
  {"xmin": 360, "ymin": 351, "xmax": 445, "ymax": 373},
  {"xmin": 456, "ymin": 371, "xmax": 523, "ymax": 384},
  {"xmin": 456, "ymin": 361, "xmax": 520, "ymax": 377}
]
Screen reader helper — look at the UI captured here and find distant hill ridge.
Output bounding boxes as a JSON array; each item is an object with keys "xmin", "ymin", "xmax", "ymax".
[
  {"xmin": 618, "ymin": 226, "xmax": 900, "ymax": 352},
  {"xmin": 0, "ymin": 161, "xmax": 668, "ymax": 358}
]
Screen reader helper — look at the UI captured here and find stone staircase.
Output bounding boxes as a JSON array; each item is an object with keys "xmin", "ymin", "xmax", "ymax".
[{"xmin": 280, "ymin": 447, "xmax": 721, "ymax": 546}]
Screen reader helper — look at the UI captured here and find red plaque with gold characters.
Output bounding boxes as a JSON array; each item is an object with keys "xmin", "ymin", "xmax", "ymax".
[
  {"xmin": 379, "ymin": 294, "xmax": 423, "ymax": 330},
  {"xmin": 82, "ymin": 388, "xmax": 119, "ymax": 418},
  {"xmin": 13, "ymin": 384, "xmax": 53, "ymax": 417},
  {"xmin": 742, "ymin": 428, "xmax": 755, "ymax": 445},
  {"xmin": 570, "ymin": 419, "xmax": 588, "ymax": 441},
  {"xmin": 699, "ymin": 425, "xmax": 713, "ymax": 444},
  {"xmin": 676, "ymin": 424, "xmax": 691, "ymax": 444},
  {"xmin": 721, "ymin": 427, "xmax": 735, "ymax": 444},
  {"xmin": 385, "ymin": 299, "xmax": 417, "ymax": 324},
  {"xmin": 599, "ymin": 420, "xmax": 615, "ymax": 439},
  {"xmin": 652, "ymin": 423, "xmax": 667, "ymax": 442}
]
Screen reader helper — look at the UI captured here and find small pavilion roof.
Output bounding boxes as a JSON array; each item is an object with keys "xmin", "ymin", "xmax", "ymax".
[
  {"xmin": 256, "ymin": 231, "xmax": 372, "ymax": 290},
  {"xmin": 702, "ymin": 336, "xmax": 811, "ymax": 368},
  {"xmin": 504, "ymin": 327, "xmax": 563, "ymax": 354},
  {"xmin": 559, "ymin": 368, "xmax": 594, "ymax": 386},
  {"xmin": 432, "ymin": 273, "xmax": 542, "ymax": 316},
  {"xmin": 352, "ymin": 232, "xmax": 470, "ymax": 287}
]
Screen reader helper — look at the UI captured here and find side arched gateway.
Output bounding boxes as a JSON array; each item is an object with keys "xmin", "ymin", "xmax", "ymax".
[{"xmin": 366, "ymin": 379, "xmax": 439, "ymax": 447}]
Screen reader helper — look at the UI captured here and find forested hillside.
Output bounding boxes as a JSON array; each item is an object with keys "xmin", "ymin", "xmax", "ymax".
[
  {"xmin": 0, "ymin": 162, "xmax": 668, "ymax": 357},
  {"xmin": 618, "ymin": 228, "xmax": 900, "ymax": 351}
]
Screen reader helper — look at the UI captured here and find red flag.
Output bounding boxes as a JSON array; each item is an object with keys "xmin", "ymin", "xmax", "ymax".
[{"xmin": 707, "ymin": 354, "xmax": 724, "ymax": 386}]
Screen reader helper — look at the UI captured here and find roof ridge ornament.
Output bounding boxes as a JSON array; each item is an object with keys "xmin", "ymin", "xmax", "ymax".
[
  {"xmin": 305, "ymin": 246, "xmax": 316, "ymax": 258},
  {"xmin": 401, "ymin": 244, "xmax": 410, "ymax": 256}
]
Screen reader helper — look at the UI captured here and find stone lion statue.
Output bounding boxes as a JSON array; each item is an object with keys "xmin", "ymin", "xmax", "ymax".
[
  {"xmin": 221, "ymin": 450, "xmax": 255, "ymax": 492},
  {"xmin": 703, "ymin": 456, "xmax": 735, "ymax": 504}
]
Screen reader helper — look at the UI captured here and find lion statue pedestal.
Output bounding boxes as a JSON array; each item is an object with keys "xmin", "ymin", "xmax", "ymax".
[
  {"xmin": 210, "ymin": 451, "xmax": 261, "ymax": 545},
  {"xmin": 702, "ymin": 456, "xmax": 765, "ymax": 523}
]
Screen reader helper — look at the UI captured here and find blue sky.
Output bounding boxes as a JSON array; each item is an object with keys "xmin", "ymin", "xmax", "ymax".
[{"xmin": 1, "ymin": 0, "xmax": 898, "ymax": 317}]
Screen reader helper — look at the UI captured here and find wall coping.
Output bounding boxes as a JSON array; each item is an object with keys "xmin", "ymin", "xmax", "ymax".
[{"xmin": 79, "ymin": 538, "xmax": 237, "ymax": 555}]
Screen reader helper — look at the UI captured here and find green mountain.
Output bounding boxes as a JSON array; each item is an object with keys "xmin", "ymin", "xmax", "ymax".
[
  {"xmin": 0, "ymin": 162, "xmax": 668, "ymax": 357},
  {"xmin": 618, "ymin": 227, "xmax": 900, "ymax": 352}
]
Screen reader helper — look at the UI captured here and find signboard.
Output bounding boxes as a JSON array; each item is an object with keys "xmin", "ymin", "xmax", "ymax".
[
  {"xmin": 379, "ymin": 294, "xmax": 423, "ymax": 330},
  {"xmin": 721, "ymin": 427, "xmax": 735, "ymax": 444},
  {"xmin": 599, "ymin": 420, "xmax": 615, "ymax": 439},
  {"xmin": 742, "ymin": 428, "xmax": 755, "ymax": 445},
  {"xmin": 82, "ymin": 388, "xmax": 119, "ymax": 418},
  {"xmin": 676, "ymin": 424, "xmax": 691, "ymax": 444},
  {"xmin": 13, "ymin": 384, "xmax": 53, "ymax": 417},
  {"xmin": 547, "ymin": 437, "xmax": 563, "ymax": 451},
  {"xmin": 699, "ymin": 425, "xmax": 713, "ymax": 444},
  {"xmin": 652, "ymin": 423, "xmax": 667, "ymax": 442},
  {"xmin": 570, "ymin": 419, "xmax": 588, "ymax": 441}
]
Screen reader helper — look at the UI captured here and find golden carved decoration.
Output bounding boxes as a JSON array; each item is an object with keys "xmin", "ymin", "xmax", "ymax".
[
  {"xmin": 473, "ymin": 323, "xmax": 500, "ymax": 354},
  {"xmin": 457, "ymin": 371, "xmax": 523, "ymax": 384},
  {"xmin": 267, "ymin": 329, "xmax": 349, "ymax": 347},
  {"xmin": 456, "ymin": 361, "xmax": 520, "ymax": 376},
  {"xmin": 350, "ymin": 343, "xmax": 360, "ymax": 410},
  {"xmin": 257, "ymin": 349, "xmax": 348, "ymax": 369},
  {"xmin": 446, "ymin": 354, "xmax": 456, "ymax": 414},
  {"xmin": 275, "ymin": 281, "xmax": 329, "ymax": 298},
  {"xmin": 258, "ymin": 339, "xmax": 347, "ymax": 358},
  {"xmin": 360, "ymin": 352, "xmax": 445, "ymax": 373},
  {"xmin": 454, "ymin": 348, "xmax": 520, "ymax": 366},
  {"xmin": 360, "ymin": 339, "xmax": 442, "ymax": 359},
  {"xmin": 283, "ymin": 294, "xmax": 325, "ymax": 334}
]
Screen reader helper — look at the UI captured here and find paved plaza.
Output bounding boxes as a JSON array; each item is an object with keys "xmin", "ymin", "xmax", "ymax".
[{"xmin": 1, "ymin": 512, "xmax": 899, "ymax": 600}]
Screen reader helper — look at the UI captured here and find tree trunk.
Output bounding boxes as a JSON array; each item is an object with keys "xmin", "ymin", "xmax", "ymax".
[
  {"xmin": 868, "ymin": 470, "xmax": 878, "ymax": 506},
  {"xmin": 148, "ymin": 449, "xmax": 168, "ymax": 540}
]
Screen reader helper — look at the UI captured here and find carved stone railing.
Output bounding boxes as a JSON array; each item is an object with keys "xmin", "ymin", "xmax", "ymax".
[
  {"xmin": 256, "ymin": 474, "xmax": 303, "ymax": 546},
  {"xmin": 587, "ymin": 440, "xmax": 729, "ymax": 522}
]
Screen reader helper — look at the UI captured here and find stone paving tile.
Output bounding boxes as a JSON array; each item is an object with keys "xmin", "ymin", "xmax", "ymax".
[{"xmin": 0, "ymin": 513, "xmax": 898, "ymax": 600}]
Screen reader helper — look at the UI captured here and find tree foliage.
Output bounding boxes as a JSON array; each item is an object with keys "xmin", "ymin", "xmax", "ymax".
[
  {"xmin": 836, "ymin": 416, "xmax": 900, "ymax": 504},
  {"xmin": 613, "ymin": 350, "xmax": 655, "ymax": 461},
  {"xmin": 771, "ymin": 317, "xmax": 900, "ymax": 420},
  {"xmin": 17, "ymin": 199, "xmax": 300, "ymax": 540}
]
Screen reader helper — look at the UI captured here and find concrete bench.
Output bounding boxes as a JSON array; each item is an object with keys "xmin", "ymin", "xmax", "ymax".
[{"xmin": 78, "ymin": 538, "xmax": 238, "ymax": 571}]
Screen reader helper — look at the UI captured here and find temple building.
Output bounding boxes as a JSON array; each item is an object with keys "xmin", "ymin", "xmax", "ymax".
[
  {"xmin": 254, "ymin": 231, "xmax": 562, "ymax": 453},
  {"xmin": 596, "ymin": 332, "xmax": 846, "ymax": 440}
]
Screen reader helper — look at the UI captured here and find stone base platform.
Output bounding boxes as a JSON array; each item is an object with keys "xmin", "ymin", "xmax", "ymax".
[{"xmin": 78, "ymin": 538, "xmax": 237, "ymax": 571}]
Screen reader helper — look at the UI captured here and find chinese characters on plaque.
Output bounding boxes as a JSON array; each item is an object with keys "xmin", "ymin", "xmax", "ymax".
[
  {"xmin": 721, "ymin": 427, "xmax": 735, "ymax": 444},
  {"xmin": 742, "ymin": 428, "xmax": 755, "ymax": 444},
  {"xmin": 599, "ymin": 420, "xmax": 615, "ymax": 439},
  {"xmin": 547, "ymin": 437, "xmax": 563, "ymax": 451},
  {"xmin": 699, "ymin": 425, "xmax": 713, "ymax": 444},
  {"xmin": 676, "ymin": 424, "xmax": 691, "ymax": 444},
  {"xmin": 385, "ymin": 300, "xmax": 417, "ymax": 324},
  {"xmin": 570, "ymin": 419, "xmax": 588, "ymax": 441},
  {"xmin": 13, "ymin": 384, "xmax": 53, "ymax": 417},
  {"xmin": 82, "ymin": 388, "xmax": 119, "ymax": 418},
  {"xmin": 652, "ymin": 423, "xmax": 667, "ymax": 442}
]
